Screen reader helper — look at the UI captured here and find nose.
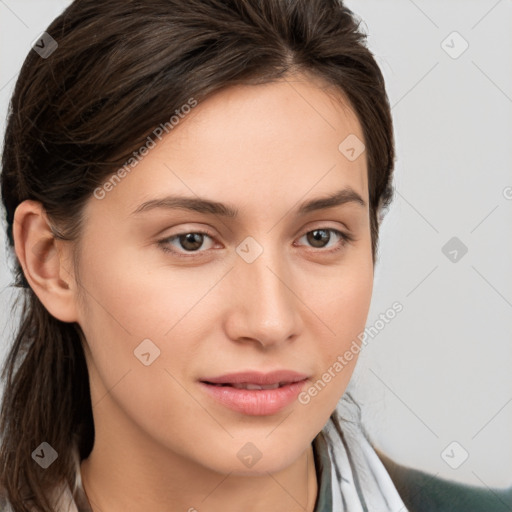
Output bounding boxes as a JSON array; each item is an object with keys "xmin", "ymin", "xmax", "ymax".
[{"xmin": 223, "ymin": 243, "xmax": 303, "ymax": 349}]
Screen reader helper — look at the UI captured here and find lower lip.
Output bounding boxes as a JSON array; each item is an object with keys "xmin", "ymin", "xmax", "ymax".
[{"xmin": 199, "ymin": 380, "xmax": 308, "ymax": 416}]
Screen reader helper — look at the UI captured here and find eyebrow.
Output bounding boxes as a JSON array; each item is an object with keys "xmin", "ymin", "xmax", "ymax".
[{"xmin": 131, "ymin": 187, "xmax": 366, "ymax": 217}]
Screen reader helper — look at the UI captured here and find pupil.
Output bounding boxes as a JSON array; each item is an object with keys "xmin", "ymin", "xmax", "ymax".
[
  {"xmin": 181, "ymin": 233, "xmax": 203, "ymax": 251},
  {"xmin": 308, "ymin": 229, "xmax": 329, "ymax": 248}
]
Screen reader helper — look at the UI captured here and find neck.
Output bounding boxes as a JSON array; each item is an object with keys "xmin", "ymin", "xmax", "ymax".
[
  {"xmin": 81, "ymin": 445, "xmax": 318, "ymax": 512},
  {"xmin": 80, "ymin": 401, "xmax": 319, "ymax": 512}
]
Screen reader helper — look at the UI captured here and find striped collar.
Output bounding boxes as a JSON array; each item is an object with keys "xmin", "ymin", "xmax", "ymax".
[{"xmin": 311, "ymin": 407, "xmax": 409, "ymax": 512}]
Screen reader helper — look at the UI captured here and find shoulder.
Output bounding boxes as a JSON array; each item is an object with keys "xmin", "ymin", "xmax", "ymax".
[{"xmin": 375, "ymin": 448, "xmax": 512, "ymax": 512}]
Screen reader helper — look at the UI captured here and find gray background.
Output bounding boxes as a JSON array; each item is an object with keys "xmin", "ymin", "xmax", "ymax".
[{"xmin": 1, "ymin": 0, "xmax": 511, "ymax": 489}]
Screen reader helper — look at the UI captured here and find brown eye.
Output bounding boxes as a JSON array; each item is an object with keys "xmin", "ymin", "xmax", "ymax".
[
  {"xmin": 297, "ymin": 228, "xmax": 353, "ymax": 252},
  {"xmin": 306, "ymin": 229, "xmax": 331, "ymax": 248},
  {"xmin": 158, "ymin": 230, "xmax": 216, "ymax": 256},
  {"xmin": 177, "ymin": 233, "xmax": 205, "ymax": 251}
]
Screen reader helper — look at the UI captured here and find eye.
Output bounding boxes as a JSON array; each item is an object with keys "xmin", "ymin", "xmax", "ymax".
[
  {"xmin": 158, "ymin": 226, "xmax": 354, "ymax": 258},
  {"xmin": 295, "ymin": 228, "xmax": 354, "ymax": 253},
  {"xmin": 158, "ymin": 230, "xmax": 216, "ymax": 257}
]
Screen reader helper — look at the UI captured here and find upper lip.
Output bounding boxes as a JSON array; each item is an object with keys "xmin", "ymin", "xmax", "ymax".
[{"xmin": 200, "ymin": 370, "xmax": 309, "ymax": 386}]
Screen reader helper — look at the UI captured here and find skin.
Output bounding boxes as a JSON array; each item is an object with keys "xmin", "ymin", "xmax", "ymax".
[{"xmin": 13, "ymin": 73, "xmax": 374, "ymax": 512}]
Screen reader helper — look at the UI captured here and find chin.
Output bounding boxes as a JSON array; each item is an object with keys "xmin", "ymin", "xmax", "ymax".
[{"xmin": 193, "ymin": 437, "xmax": 309, "ymax": 477}]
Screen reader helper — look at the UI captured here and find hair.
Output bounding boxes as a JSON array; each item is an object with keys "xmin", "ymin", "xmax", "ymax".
[{"xmin": 0, "ymin": 0, "xmax": 395, "ymax": 510}]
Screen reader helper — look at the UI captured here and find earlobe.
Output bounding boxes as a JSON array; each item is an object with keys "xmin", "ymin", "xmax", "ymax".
[{"xmin": 12, "ymin": 200, "xmax": 79, "ymax": 323}]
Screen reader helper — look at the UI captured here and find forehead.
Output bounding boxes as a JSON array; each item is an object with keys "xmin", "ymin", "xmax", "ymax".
[{"xmin": 87, "ymin": 75, "xmax": 368, "ymax": 222}]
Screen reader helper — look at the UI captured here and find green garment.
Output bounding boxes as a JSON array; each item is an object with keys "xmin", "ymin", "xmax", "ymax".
[{"xmin": 311, "ymin": 431, "xmax": 512, "ymax": 512}]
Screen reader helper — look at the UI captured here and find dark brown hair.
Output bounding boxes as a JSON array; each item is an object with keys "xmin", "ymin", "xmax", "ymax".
[{"xmin": 0, "ymin": 0, "xmax": 395, "ymax": 510}]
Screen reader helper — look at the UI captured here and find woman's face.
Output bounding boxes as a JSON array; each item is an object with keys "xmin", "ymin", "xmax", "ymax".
[{"xmin": 73, "ymin": 75, "xmax": 374, "ymax": 475}]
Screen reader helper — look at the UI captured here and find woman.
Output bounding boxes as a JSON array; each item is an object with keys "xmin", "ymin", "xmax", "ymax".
[{"xmin": 0, "ymin": 1, "xmax": 510, "ymax": 511}]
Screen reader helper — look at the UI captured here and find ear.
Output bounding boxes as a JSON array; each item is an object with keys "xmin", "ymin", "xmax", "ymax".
[{"xmin": 12, "ymin": 200, "xmax": 80, "ymax": 323}]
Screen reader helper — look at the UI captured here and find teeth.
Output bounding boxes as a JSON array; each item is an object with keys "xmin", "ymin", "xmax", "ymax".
[{"xmin": 231, "ymin": 382, "xmax": 280, "ymax": 390}]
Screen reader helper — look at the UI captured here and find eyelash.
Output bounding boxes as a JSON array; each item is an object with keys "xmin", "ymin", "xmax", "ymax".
[{"xmin": 157, "ymin": 227, "xmax": 355, "ymax": 258}]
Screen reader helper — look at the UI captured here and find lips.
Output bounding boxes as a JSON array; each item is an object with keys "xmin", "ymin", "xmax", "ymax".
[
  {"xmin": 222, "ymin": 382, "xmax": 282, "ymax": 390},
  {"xmin": 208, "ymin": 382, "xmax": 289, "ymax": 391},
  {"xmin": 201, "ymin": 370, "xmax": 308, "ymax": 386},
  {"xmin": 199, "ymin": 370, "xmax": 309, "ymax": 415}
]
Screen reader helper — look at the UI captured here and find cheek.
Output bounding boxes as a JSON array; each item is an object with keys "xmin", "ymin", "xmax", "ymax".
[
  {"xmin": 312, "ymin": 252, "xmax": 373, "ymax": 345},
  {"xmin": 77, "ymin": 239, "xmax": 202, "ymax": 338},
  {"xmin": 76, "ymin": 263, "xmax": 207, "ymax": 446},
  {"xmin": 330, "ymin": 271, "xmax": 373, "ymax": 344},
  {"xmin": 296, "ymin": 276, "xmax": 372, "ymax": 421},
  {"xmin": 75, "ymin": 242, "xmax": 223, "ymax": 403},
  {"xmin": 305, "ymin": 254, "xmax": 373, "ymax": 397}
]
